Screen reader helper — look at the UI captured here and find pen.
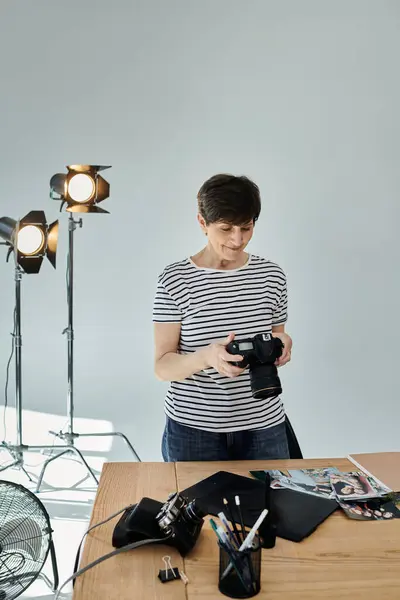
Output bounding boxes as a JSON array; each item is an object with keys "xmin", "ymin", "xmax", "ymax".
[
  {"xmin": 217, "ymin": 541, "xmax": 253, "ymax": 594},
  {"xmin": 217, "ymin": 526, "xmax": 253, "ymax": 593},
  {"xmin": 210, "ymin": 519, "xmax": 251, "ymax": 592},
  {"xmin": 217, "ymin": 511, "xmax": 239, "ymax": 549},
  {"xmin": 221, "ymin": 508, "xmax": 269, "ymax": 579},
  {"xmin": 223, "ymin": 497, "xmax": 242, "ymax": 545},
  {"xmin": 210, "ymin": 518, "xmax": 236, "ymax": 553},
  {"xmin": 235, "ymin": 495, "xmax": 257, "ymax": 593}
]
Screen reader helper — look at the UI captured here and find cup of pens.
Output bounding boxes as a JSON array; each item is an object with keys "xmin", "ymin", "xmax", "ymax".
[{"xmin": 211, "ymin": 496, "xmax": 267, "ymax": 598}]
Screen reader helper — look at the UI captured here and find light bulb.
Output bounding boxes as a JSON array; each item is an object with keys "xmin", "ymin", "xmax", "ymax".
[
  {"xmin": 68, "ymin": 173, "xmax": 95, "ymax": 203},
  {"xmin": 17, "ymin": 225, "xmax": 44, "ymax": 255}
]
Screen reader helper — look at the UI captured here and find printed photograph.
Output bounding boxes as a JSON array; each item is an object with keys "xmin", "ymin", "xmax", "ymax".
[
  {"xmin": 330, "ymin": 472, "xmax": 379, "ymax": 500},
  {"xmin": 338, "ymin": 501, "xmax": 375, "ymax": 520},
  {"xmin": 289, "ymin": 467, "xmax": 341, "ymax": 485},
  {"xmin": 340, "ymin": 496, "xmax": 400, "ymax": 520}
]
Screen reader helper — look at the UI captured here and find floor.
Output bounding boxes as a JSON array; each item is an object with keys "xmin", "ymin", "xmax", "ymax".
[
  {"xmin": 0, "ymin": 408, "xmax": 145, "ymax": 599},
  {"xmin": 0, "ymin": 448, "xmax": 105, "ymax": 600}
]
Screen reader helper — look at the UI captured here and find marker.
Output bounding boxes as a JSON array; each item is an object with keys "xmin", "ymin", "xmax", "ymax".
[{"xmin": 239, "ymin": 509, "xmax": 269, "ymax": 551}]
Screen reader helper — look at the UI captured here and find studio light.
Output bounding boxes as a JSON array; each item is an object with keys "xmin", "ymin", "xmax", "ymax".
[
  {"xmin": 50, "ymin": 164, "xmax": 111, "ymax": 213},
  {"xmin": 0, "ymin": 210, "xmax": 58, "ymax": 274},
  {"xmin": 34, "ymin": 163, "xmax": 140, "ymax": 491},
  {"xmin": 0, "ymin": 209, "xmax": 64, "ymax": 485}
]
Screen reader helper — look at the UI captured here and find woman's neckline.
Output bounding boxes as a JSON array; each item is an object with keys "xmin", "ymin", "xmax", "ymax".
[{"xmin": 188, "ymin": 253, "xmax": 252, "ymax": 272}]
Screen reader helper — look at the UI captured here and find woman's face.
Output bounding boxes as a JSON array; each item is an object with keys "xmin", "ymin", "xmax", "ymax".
[{"xmin": 198, "ymin": 216, "xmax": 254, "ymax": 261}]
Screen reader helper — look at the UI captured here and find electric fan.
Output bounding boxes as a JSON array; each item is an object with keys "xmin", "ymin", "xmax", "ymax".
[{"xmin": 0, "ymin": 481, "xmax": 58, "ymax": 599}]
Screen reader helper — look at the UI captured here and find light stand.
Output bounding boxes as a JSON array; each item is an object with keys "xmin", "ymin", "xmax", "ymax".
[
  {"xmin": 39, "ymin": 166, "xmax": 140, "ymax": 489},
  {"xmin": 0, "ymin": 238, "xmax": 97, "ymax": 492}
]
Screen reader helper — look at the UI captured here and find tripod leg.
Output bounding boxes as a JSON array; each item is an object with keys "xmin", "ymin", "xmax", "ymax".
[
  {"xmin": 0, "ymin": 459, "xmax": 19, "ymax": 472},
  {"xmin": 113, "ymin": 432, "xmax": 141, "ymax": 462},
  {"xmin": 69, "ymin": 447, "xmax": 99, "ymax": 486},
  {"xmin": 77, "ymin": 431, "xmax": 141, "ymax": 462},
  {"xmin": 21, "ymin": 465, "xmax": 34, "ymax": 482},
  {"xmin": 35, "ymin": 449, "xmax": 71, "ymax": 493}
]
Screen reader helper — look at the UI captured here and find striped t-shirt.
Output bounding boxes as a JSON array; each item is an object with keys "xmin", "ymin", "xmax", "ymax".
[{"xmin": 152, "ymin": 254, "xmax": 288, "ymax": 433}]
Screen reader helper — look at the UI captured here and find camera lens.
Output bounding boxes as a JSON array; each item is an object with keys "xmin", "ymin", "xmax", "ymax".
[
  {"xmin": 183, "ymin": 499, "xmax": 205, "ymax": 523},
  {"xmin": 250, "ymin": 363, "xmax": 282, "ymax": 399}
]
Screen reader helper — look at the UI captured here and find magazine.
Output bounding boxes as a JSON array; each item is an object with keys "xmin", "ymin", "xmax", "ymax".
[{"xmin": 250, "ymin": 467, "xmax": 391, "ymax": 501}]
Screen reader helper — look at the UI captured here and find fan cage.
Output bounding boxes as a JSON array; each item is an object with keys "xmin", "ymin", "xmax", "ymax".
[{"xmin": 0, "ymin": 481, "xmax": 53, "ymax": 600}]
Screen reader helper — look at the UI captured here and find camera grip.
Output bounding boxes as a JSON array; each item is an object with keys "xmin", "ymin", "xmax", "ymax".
[{"xmin": 226, "ymin": 341, "xmax": 248, "ymax": 368}]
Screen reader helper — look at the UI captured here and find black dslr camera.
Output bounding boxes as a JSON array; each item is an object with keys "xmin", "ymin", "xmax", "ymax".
[
  {"xmin": 226, "ymin": 333, "xmax": 284, "ymax": 399},
  {"xmin": 112, "ymin": 492, "xmax": 205, "ymax": 556}
]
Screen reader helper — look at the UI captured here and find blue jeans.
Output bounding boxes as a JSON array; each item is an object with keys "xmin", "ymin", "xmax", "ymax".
[{"xmin": 161, "ymin": 416, "xmax": 290, "ymax": 462}]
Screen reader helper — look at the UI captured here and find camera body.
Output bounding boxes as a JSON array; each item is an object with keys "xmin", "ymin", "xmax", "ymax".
[
  {"xmin": 112, "ymin": 492, "xmax": 205, "ymax": 557},
  {"xmin": 226, "ymin": 333, "xmax": 284, "ymax": 399},
  {"xmin": 156, "ymin": 492, "xmax": 205, "ymax": 554}
]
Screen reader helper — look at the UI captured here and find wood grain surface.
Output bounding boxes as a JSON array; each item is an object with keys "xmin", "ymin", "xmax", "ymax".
[
  {"xmin": 73, "ymin": 458, "xmax": 400, "ymax": 599},
  {"xmin": 73, "ymin": 462, "xmax": 185, "ymax": 600},
  {"xmin": 176, "ymin": 458, "xmax": 400, "ymax": 600}
]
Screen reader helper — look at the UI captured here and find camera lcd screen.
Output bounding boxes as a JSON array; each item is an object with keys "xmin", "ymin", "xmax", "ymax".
[{"xmin": 238, "ymin": 342, "xmax": 253, "ymax": 350}]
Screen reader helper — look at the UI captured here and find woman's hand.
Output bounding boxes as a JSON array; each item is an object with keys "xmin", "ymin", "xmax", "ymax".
[
  {"xmin": 202, "ymin": 332, "xmax": 247, "ymax": 378},
  {"xmin": 272, "ymin": 332, "xmax": 293, "ymax": 367}
]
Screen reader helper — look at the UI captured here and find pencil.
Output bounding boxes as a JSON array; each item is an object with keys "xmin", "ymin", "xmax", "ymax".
[{"xmin": 235, "ymin": 495, "xmax": 247, "ymax": 541}]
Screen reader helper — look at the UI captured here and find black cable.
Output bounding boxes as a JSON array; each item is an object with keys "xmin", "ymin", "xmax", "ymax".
[
  {"xmin": 72, "ymin": 504, "xmax": 134, "ymax": 581},
  {"xmin": 55, "ymin": 536, "xmax": 170, "ymax": 599},
  {"xmin": 55, "ymin": 502, "xmax": 171, "ymax": 600},
  {"xmin": 3, "ymin": 308, "xmax": 16, "ymax": 441}
]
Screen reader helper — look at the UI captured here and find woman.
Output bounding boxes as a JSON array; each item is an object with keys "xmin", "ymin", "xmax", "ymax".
[
  {"xmin": 330, "ymin": 474, "xmax": 370, "ymax": 498},
  {"xmin": 153, "ymin": 174, "xmax": 293, "ymax": 461}
]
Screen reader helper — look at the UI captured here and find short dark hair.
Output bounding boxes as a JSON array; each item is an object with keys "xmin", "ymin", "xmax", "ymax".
[{"xmin": 197, "ymin": 174, "xmax": 261, "ymax": 225}]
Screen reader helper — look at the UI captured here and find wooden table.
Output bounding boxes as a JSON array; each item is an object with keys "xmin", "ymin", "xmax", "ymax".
[{"xmin": 73, "ymin": 459, "xmax": 400, "ymax": 599}]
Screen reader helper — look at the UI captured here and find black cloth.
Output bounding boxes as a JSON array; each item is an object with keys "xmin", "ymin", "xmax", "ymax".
[{"xmin": 181, "ymin": 471, "xmax": 338, "ymax": 543}]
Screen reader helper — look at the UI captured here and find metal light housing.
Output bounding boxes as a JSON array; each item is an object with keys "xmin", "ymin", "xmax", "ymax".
[
  {"xmin": 50, "ymin": 164, "xmax": 111, "ymax": 213},
  {"xmin": 0, "ymin": 210, "xmax": 58, "ymax": 274}
]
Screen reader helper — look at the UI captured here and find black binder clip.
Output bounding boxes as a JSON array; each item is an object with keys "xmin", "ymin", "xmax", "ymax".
[{"xmin": 158, "ymin": 555, "xmax": 181, "ymax": 583}]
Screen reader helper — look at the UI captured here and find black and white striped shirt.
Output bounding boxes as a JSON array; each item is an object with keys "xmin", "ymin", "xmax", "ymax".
[{"xmin": 153, "ymin": 254, "xmax": 288, "ymax": 432}]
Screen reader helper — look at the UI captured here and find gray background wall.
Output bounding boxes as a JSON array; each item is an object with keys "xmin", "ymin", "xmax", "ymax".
[{"xmin": 0, "ymin": 0, "xmax": 399, "ymax": 463}]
